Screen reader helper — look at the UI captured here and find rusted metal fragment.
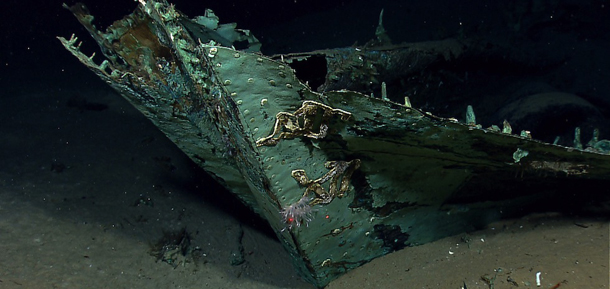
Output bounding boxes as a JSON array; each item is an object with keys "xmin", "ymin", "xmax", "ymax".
[
  {"xmin": 256, "ymin": 100, "xmax": 352, "ymax": 146},
  {"xmin": 291, "ymin": 159, "xmax": 361, "ymax": 206}
]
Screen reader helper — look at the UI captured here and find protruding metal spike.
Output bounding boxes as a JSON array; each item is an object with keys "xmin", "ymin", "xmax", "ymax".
[
  {"xmin": 404, "ymin": 96, "xmax": 412, "ymax": 108},
  {"xmin": 67, "ymin": 33, "xmax": 78, "ymax": 45},
  {"xmin": 466, "ymin": 105, "xmax": 476, "ymax": 126},
  {"xmin": 99, "ymin": 60, "xmax": 109, "ymax": 71},
  {"xmin": 574, "ymin": 127, "xmax": 583, "ymax": 149},
  {"xmin": 587, "ymin": 128, "xmax": 600, "ymax": 148},
  {"xmin": 502, "ymin": 120, "xmax": 512, "ymax": 134},
  {"xmin": 381, "ymin": 82, "xmax": 389, "ymax": 101}
]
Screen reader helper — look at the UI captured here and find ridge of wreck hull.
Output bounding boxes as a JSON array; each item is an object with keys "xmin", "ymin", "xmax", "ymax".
[{"xmin": 58, "ymin": 1, "xmax": 610, "ymax": 287}]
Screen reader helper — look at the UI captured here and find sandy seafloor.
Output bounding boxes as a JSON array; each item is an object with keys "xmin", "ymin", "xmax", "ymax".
[
  {"xmin": 1, "ymin": 0, "xmax": 610, "ymax": 288},
  {"xmin": 0, "ymin": 73, "xmax": 607, "ymax": 289}
]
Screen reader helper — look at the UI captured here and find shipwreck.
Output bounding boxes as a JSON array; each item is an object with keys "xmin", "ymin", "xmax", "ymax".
[{"xmin": 59, "ymin": 1, "xmax": 610, "ymax": 287}]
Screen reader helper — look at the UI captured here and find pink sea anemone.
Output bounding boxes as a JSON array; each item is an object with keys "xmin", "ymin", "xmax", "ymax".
[{"xmin": 280, "ymin": 194, "xmax": 315, "ymax": 231}]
